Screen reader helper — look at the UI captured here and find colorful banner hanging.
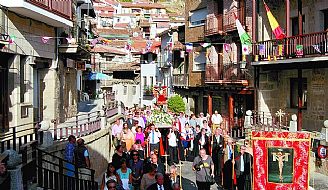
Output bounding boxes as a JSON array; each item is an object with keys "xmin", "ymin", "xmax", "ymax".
[
  {"xmin": 251, "ymin": 131, "xmax": 311, "ymax": 190},
  {"xmin": 312, "ymin": 44, "xmax": 321, "ymax": 54},
  {"xmin": 242, "ymin": 44, "xmax": 250, "ymax": 55},
  {"xmin": 259, "ymin": 44, "xmax": 265, "ymax": 55},
  {"xmin": 224, "ymin": 43, "xmax": 231, "ymax": 53},
  {"xmin": 41, "ymin": 37, "xmax": 52, "ymax": 44},
  {"xmin": 186, "ymin": 43, "xmax": 193, "ymax": 53},
  {"xmin": 277, "ymin": 44, "xmax": 284, "ymax": 56},
  {"xmin": 200, "ymin": 43, "xmax": 211, "ymax": 48},
  {"xmin": 235, "ymin": 13, "xmax": 252, "ymax": 46},
  {"xmin": 296, "ymin": 45, "xmax": 304, "ymax": 56},
  {"xmin": 263, "ymin": 1, "xmax": 286, "ymax": 40}
]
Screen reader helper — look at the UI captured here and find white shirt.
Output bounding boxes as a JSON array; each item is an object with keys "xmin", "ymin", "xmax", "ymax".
[
  {"xmin": 179, "ymin": 117, "xmax": 186, "ymax": 131},
  {"xmin": 241, "ymin": 154, "xmax": 244, "ymax": 172},
  {"xmin": 211, "ymin": 114, "xmax": 223, "ymax": 125},
  {"xmin": 200, "ymin": 135, "xmax": 205, "ymax": 146},
  {"xmin": 157, "ymin": 184, "xmax": 164, "ymax": 190},
  {"xmin": 149, "ymin": 130, "xmax": 161, "ymax": 144},
  {"xmin": 134, "ymin": 117, "xmax": 145, "ymax": 129},
  {"xmin": 168, "ymin": 131, "xmax": 177, "ymax": 147}
]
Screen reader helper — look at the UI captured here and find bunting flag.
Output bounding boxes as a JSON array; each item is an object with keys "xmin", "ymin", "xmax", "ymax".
[
  {"xmin": 9, "ymin": 35, "xmax": 16, "ymax": 44},
  {"xmin": 312, "ymin": 44, "xmax": 321, "ymax": 53},
  {"xmin": 235, "ymin": 13, "xmax": 252, "ymax": 46},
  {"xmin": 200, "ymin": 43, "xmax": 211, "ymax": 48},
  {"xmin": 264, "ymin": 1, "xmax": 286, "ymax": 40},
  {"xmin": 91, "ymin": 38, "xmax": 98, "ymax": 46},
  {"xmin": 146, "ymin": 40, "xmax": 153, "ymax": 52},
  {"xmin": 186, "ymin": 43, "xmax": 193, "ymax": 53},
  {"xmin": 41, "ymin": 37, "xmax": 52, "ymax": 44},
  {"xmin": 224, "ymin": 43, "xmax": 231, "ymax": 53}
]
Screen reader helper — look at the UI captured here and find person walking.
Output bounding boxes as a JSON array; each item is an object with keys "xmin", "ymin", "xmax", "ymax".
[
  {"xmin": 112, "ymin": 145, "xmax": 129, "ymax": 170},
  {"xmin": 117, "ymin": 159, "xmax": 133, "ymax": 190},
  {"xmin": 192, "ymin": 148, "xmax": 215, "ymax": 190},
  {"xmin": 234, "ymin": 145, "xmax": 252, "ymax": 190},
  {"xmin": 148, "ymin": 124, "xmax": 161, "ymax": 153},
  {"xmin": 146, "ymin": 173, "xmax": 171, "ymax": 190},
  {"xmin": 212, "ymin": 128, "xmax": 224, "ymax": 184},
  {"xmin": 120, "ymin": 123, "xmax": 135, "ymax": 152},
  {"xmin": 211, "ymin": 111, "xmax": 223, "ymax": 130},
  {"xmin": 112, "ymin": 119, "xmax": 123, "ymax": 147},
  {"xmin": 167, "ymin": 124, "xmax": 179, "ymax": 165},
  {"xmin": 140, "ymin": 164, "xmax": 157, "ymax": 190},
  {"xmin": 100, "ymin": 163, "xmax": 123, "ymax": 190},
  {"xmin": 129, "ymin": 150, "xmax": 144, "ymax": 190},
  {"xmin": 64, "ymin": 135, "xmax": 76, "ymax": 177},
  {"xmin": 74, "ymin": 138, "xmax": 91, "ymax": 180}
]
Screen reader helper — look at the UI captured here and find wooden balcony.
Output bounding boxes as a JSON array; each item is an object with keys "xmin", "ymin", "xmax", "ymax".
[
  {"xmin": 223, "ymin": 7, "xmax": 245, "ymax": 32},
  {"xmin": 252, "ymin": 31, "xmax": 328, "ymax": 62},
  {"xmin": 205, "ymin": 63, "xmax": 249, "ymax": 85},
  {"xmin": 205, "ymin": 14, "xmax": 223, "ymax": 36},
  {"xmin": 172, "ymin": 74, "xmax": 189, "ymax": 87},
  {"xmin": 26, "ymin": 0, "xmax": 72, "ymax": 20}
]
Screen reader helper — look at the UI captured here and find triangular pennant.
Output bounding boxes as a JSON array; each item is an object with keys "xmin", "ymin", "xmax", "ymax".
[
  {"xmin": 312, "ymin": 44, "xmax": 321, "ymax": 54},
  {"xmin": 42, "ymin": 37, "xmax": 52, "ymax": 44}
]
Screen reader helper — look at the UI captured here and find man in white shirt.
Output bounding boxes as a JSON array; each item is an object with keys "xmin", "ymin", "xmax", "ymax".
[
  {"xmin": 111, "ymin": 119, "xmax": 123, "ymax": 147},
  {"xmin": 197, "ymin": 112, "xmax": 207, "ymax": 128},
  {"xmin": 178, "ymin": 112, "xmax": 186, "ymax": 132},
  {"xmin": 134, "ymin": 112, "xmax": 145, "ymax": 129},
  {"xmin": 148, "ymin": 124, "xmax": 161, "ymax": 152},
  {"xmin": 167, "ymin": 125, "xmax": 179, "ymax": 164},
  {"xmin": 211, "ymin": 110, "xmax": 223, "ymax": 130}
]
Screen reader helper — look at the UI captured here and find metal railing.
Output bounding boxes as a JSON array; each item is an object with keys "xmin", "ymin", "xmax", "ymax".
[
  {"xmin": 0, "ymin": 122, "xmax": 39, "ymax": 154},
  {"xmin": 172, "ymin": 74, "xmax": 189, "ymax": 86},
  {"xmin": 253, "ymin": 30, "xmax": 328, "ymax": 61},
  {"xmin": 21, "ymin": 143, "xmax": 97, "ymax": 190},
  {"xmin": 205, "ymin": 62, "xmax": 249, "ymax": 84},
  {"xmin": 26, "ymin": 0, "xmax": 72, "ymax": 20},
  {"xmin": 223, "ymin": 7, "xmax": 245, "ymax": 32},
  {"xmin": 205, "ymin": 14, "xmax": 223, "ymax": 36},
  {"xmin": 52, "ymin": 111, "xmax": 101, "ymax": 141}
]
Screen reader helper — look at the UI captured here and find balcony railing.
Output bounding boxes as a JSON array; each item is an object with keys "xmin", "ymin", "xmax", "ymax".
[
  {"xmin": 172, "ymin": 74, "xmax": 189, "ymax": 87},
  {"xmin": 223, "ymin": 7, "xmax": 245, "ymax": 32},
  {"xmin": 26, "ymin": 0, "xmax": 72, "ymax": 20},
  {"xmin": 205, "ymin": 63, "xmax": 249, "ymax": 85},
  {"xmin": 205, "ymin": 14, "xmax": 223, "ymax": 36},
  {"xmin": 253, "ymin": 31, "xmax": 328, "ymax": 61}
]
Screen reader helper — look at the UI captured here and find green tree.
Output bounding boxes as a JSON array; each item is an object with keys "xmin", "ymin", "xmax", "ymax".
[{"xmin": 167, "ymin": 95, "xmax": 185, "ymax": 114}]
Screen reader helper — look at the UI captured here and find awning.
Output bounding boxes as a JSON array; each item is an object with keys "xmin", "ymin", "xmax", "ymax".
[{"xmin": 87, "ymin": 72, "xmax": 110, "ymax": 80}]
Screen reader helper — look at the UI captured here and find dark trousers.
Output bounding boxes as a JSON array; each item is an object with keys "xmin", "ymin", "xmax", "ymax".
[
  {"xmin": 150, "ymin": 143, "xmax": 159, "ymax": 152},
  {"xmin": 237, "ymin": 173, "xmax": 245, "ymax": 190},
  {"xmin": 168, "ymin": 146, "xmax": 178, "ymax": 164},
  {"xmin": 196, "ymin": 181, "xmax": 211, "ymax": 190},
  {"xmin": 213, "ymin": 153, "xmax": 223, "ymax": 182}
]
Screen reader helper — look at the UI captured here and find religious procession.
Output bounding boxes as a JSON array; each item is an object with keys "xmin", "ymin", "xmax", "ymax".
[{"xmin": 107, "ymin": 105, "xmax": 253, "ymax": 190}]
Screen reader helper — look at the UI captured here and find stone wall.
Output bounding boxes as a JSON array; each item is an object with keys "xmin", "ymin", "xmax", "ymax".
[{"xmin": 257, "ymin": 67, "xmax": 328, "ymax": 131}]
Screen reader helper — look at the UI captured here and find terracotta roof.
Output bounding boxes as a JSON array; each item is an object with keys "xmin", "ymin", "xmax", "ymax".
[
  {"xmin": 104, "ymin": 62, "xmax": 140, "ymax": 72},
  {"xmin": 114, "ymin": 13, "xmax": 136, "ymax": 17},
  {"xmin": 156, "ymin": 22, "xmax": 170, "ymax": 28},
  {"xmin": 98, "ymin": 12, "xmax": 114, "ymax": 17},
  {"xmin": 120, "ymin": 2, "xmax": 165, "ymax": 9},
  {"xmin": 97, "ymin": 28, "xmax": 130, "ymax": 35},
  {"xmin": 113, "ymin": 23, "xmax": 129, "ymax": 29},
  {"xmin": 131, "ymin": 40, "xmax": 161, "ymax": 54},
  {"xmin": 94, "ymin": 6, "xmax": 115, "ymax": 12},
  {"xmin": 93, "ymin": 45, "xmax": 127, "ymax": 55}
]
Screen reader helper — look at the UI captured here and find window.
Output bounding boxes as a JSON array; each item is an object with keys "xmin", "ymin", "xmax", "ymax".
[
  {"xmin": 132, "ymin": 86, "xmax": 136, "ymax": 95},
  {"xmin": 189, "ymin": 8, "xmax": 208, "ymax": 27},
  {"xmin": 106, "ymin": 57, "xmax": 113, "ymax": 62},
  {"xmin": 193, "ymin": 51, "xmax": 206, "ymax": 71},
  {"xmin": 150, "ymin": 76, "xmax": 154, "ymax": 85},
  {"xmin": 143, "ymin": 76, "xmax": 147, "ymax": 87},
  {"xmin": 123, "ymin": 86, "xmax": 127, "ymax": 95},
  {"xmin": 291, "ymin": 15, "xmax": 305, "ymax": 36},
  {"xmin": 322, "ymin": 9, "xmax": 328, "ymax": 30},
  {"xmin": 20, "ymin": 56, "xmax": 27, "ymax": 103},
  {"xmin": 290, "ymin": 78, "xmax": 307, "ymax": 108}
]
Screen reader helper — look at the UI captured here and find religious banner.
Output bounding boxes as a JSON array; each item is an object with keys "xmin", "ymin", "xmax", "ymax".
[
  {"xmin": 296, "ymin": 45, "xmax": 304, "ymax": 57},
  {"xmin": 251, "ymin": 131, "xmax": 311, "ymax": 190},
  {"xmin": 259, "ymin": 44, "xmax": 265, "ymax": 56}
]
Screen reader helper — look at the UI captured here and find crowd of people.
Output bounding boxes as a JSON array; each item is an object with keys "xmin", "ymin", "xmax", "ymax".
[{"xmin": 65, "ymin": 105, "xmax": 253, "ymax": 190}]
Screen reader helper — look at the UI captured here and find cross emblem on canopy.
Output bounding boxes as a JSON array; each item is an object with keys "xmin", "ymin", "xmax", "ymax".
[{"xmin": 275, "ymin": 109, "xmax": 285, "ymax": 124}]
